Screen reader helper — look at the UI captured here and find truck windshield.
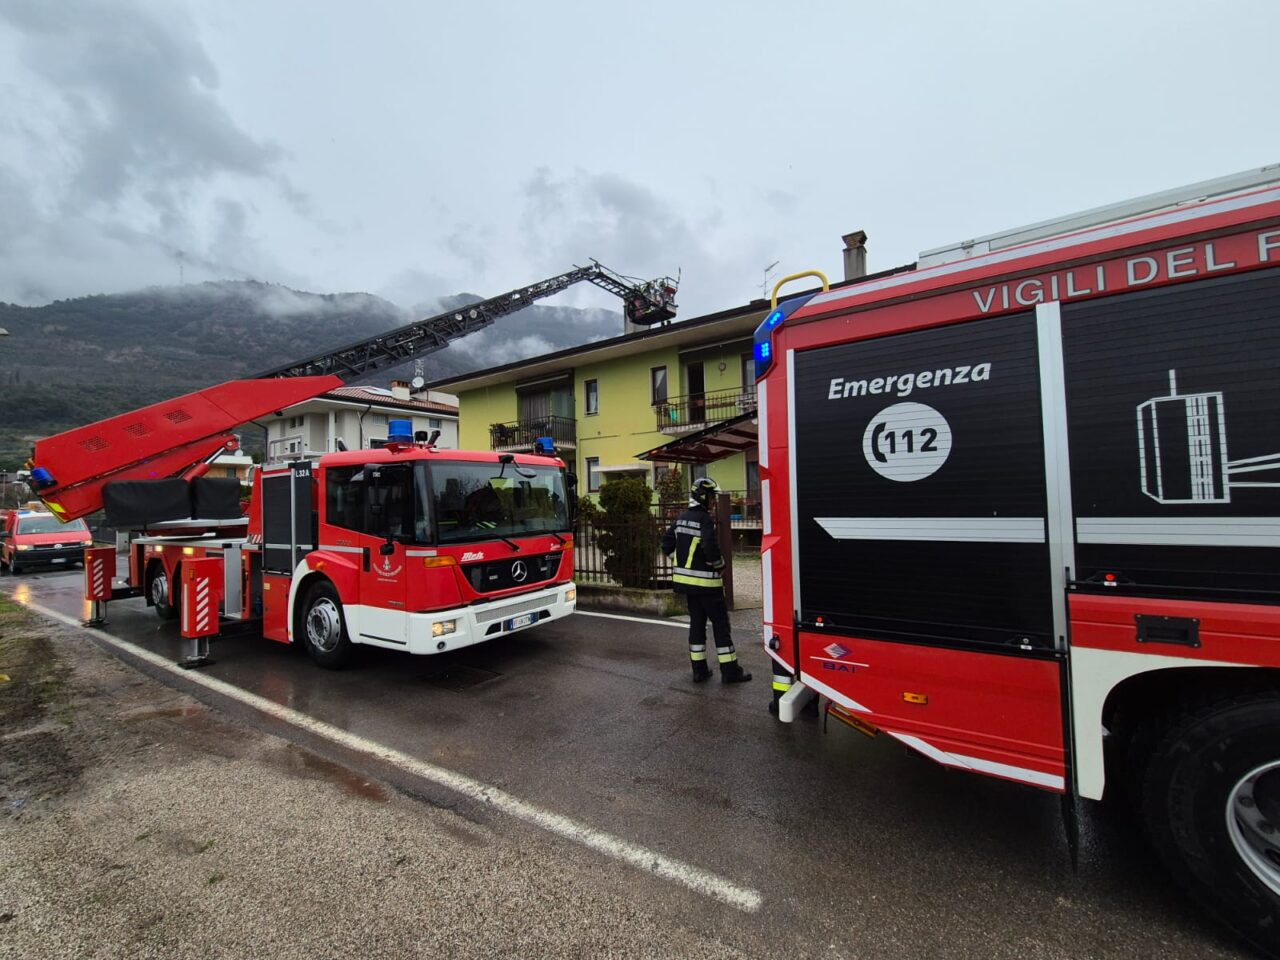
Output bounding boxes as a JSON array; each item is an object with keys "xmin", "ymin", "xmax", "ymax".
[
  {"xmin": 426, "ymin": 461, "xmax": 569, "ymax": 545},
  {"xmin": 17, "ymin": 516, "xmax": 88, "ymax": 535}
]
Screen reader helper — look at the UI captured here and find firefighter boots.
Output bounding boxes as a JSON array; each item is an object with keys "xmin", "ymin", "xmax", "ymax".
[{"xmin": 721, "ymin": 662, "xmax": 752, "ymax": 684}]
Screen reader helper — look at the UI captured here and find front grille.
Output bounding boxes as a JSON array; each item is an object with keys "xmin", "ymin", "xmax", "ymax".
[
  {"xmin": 464, "ymin": 552, "xmax": 562, "ymax": 594},
  {"xmin": 474, "ymin": 594, "xmax": 555, "ymax": 624},
  {"xmin": 22, "ymin": 546, "xmax": 85, "ymax": 562}
]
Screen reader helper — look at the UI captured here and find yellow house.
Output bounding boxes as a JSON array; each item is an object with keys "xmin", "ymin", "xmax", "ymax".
[{"xmin": 428, "ymin": 299, "xmax": 769, "ymax": 525}]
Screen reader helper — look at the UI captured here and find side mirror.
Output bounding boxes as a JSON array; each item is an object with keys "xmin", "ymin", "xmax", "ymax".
[{"xmin": 0, "ymin": 531, "xmax": 9, "ymax": 539}]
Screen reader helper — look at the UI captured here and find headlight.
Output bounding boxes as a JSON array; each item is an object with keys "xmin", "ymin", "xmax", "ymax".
[
  {"xmin": 431, "ymin": 620, "xmax": 457, "ymax": 637},
  {"xmin": 564, "ymin": 587, "xmax": 576, "ymax": 603},
  {"xmin": 16, "ymin": 544, "xmax": 32, "ymax": 551}
]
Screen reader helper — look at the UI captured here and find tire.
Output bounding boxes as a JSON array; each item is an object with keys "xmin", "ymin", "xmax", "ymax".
[
  {"xmin": 299, "ymin": 581, "xmax": 353, "ymax": 670},
  {"xmin": 8, "ymin": 559, "xmax": 20, "ymax": 576},
  {"xmin": 1141, "ymin": 692, "xmax": 1280, "ymax": 959},
  {"xmin": 147, "ymin": 563, "xmax": 177, "ymax": 621}
]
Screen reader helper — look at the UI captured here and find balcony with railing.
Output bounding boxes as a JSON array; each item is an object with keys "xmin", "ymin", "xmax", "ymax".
[
  {"xmin": 489, "ymin": 415, "xmax": 577, "ymax": 453},
  {"xmin": 267, "ymin": 434, "xmax": 307, "ymax": 464},
  {"xmin": 653, "ymin": 387, "xmax": 757, "ymax": 435}
]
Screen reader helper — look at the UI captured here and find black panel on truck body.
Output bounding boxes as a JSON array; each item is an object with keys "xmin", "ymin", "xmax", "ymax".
[
  {"xmin": 793, "ymin": 311, "xmax": 1054, "ymax": 654},
  {"xmin": 1061, "ymin": 268, "xmax": 1280, "ymax": 602}
]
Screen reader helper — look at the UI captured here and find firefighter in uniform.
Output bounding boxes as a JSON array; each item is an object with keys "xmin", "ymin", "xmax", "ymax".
[{"xmin": 661, "ymin": 477, "xmax": 752, "ymax": 684}]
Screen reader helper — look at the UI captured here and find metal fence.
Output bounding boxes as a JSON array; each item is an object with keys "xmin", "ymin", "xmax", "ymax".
[
  {"xmin": 719, "ymin": 490, "xmax": 762, "ymax": 527},
  {"xmin": 573, "ymin": 514, "xmax": 674, "ymax": 589}
]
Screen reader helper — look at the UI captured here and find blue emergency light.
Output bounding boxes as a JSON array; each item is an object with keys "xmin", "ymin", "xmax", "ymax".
[
  {"xmin": 752, "ymin": 294, "xmax": 821, "ymax": 380},
  {"xmin": 387, "ymin": 419, "xmax": 414, "ymax": 444},
  {"xmin": 533, "ymin": 436, "xmax": 555, "ymax": 456}
]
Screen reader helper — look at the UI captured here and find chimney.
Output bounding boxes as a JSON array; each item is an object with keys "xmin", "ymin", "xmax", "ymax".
[
  {"xmin": 842, "ymin": 230, "xmax": 868, "ymax": 281},
  {"xmin": 390, "ymin": 379, "xmax": 411, "ymax": 401}
]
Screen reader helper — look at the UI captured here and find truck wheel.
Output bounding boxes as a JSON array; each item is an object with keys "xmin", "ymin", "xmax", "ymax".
[
  {"xmin": 1141, "ymin": 693, "xmax": 1280, "ymax": 958},
  {"xmin": 148, "ymin": 563, "xmax": 177, "ymax": 621},
  {"xmin": 8, "ymin": 558, "xmax": 20, "ymax": 576},
  {"xmin": 300, "ymin": 581, "xmax": 353, "ymax": 670}
]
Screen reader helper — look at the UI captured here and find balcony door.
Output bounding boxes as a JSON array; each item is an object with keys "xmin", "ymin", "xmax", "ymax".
[
  {"xmin": 517, "ymin": 378, "xmax": 573, "ymax": 424},
  {"xmin": 686, "ymin": 363, "xmax": 706, "ymax": 424}
]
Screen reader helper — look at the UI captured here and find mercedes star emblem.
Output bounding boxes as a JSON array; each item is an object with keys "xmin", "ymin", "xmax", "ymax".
[{"xmin": 511, "ymin": 560, "xmax": 528, "ymax": 582}]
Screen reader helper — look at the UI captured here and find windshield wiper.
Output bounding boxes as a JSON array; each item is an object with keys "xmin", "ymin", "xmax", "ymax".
[
  {"xmin": 496, "ymin": 534, "xmax": 521, "ymax": 552},
  {"xmin": 548, "ymin": 531, "xmax": 567, "ymax": 545}
]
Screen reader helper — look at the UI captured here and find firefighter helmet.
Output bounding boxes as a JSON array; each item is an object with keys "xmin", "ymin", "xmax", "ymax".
[{"xmin": 689, "ymin": 477, "xmax": 720, "ymax": 508}]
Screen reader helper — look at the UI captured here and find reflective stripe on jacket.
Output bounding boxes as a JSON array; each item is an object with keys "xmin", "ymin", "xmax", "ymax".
[{"xmin": 661, "ymin": 505, "xmax": 724, "ymax": 594}]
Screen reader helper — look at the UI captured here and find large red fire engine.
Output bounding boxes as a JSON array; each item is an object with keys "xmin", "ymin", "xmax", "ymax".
[
  {"xmin": 26, "ymin": 261, "xmax": 677, "ymax": 669},
  {"xmin": 755, "ymin": 167, "xmax": 1280, "ymax": 954}
]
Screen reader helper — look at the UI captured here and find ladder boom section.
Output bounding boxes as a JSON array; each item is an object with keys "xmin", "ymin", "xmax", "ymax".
[
  {"xmin": 31, "ymin": 376, "xmax": 342, "ymax": 522},
  {"xmin": 256, "ymin": 262, "xmax": 678, "ymax": 381}
]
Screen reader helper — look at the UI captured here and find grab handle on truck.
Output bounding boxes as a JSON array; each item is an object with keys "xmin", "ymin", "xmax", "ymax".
[{"xmin": 770, "ymin": 270, "xmax": 829, "ymax": 310}]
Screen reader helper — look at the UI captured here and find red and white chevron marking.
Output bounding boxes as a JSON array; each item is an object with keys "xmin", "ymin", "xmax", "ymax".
[
  {"xmin": 90, "ymin": 558, "xmax": 107, "ymax": 599},
  {"xmin": 195, "ymin": 577, "xmax": 211, "ymax": 633}
]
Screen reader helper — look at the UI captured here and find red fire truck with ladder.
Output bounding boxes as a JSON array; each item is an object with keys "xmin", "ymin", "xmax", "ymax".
[
  {"xmin": 26, "ymin": 261, "xmax": 677, "ymax": 670},
  {"xmin": 755, "ymin": 166, "xmax": 1280, "ymax": 955}
]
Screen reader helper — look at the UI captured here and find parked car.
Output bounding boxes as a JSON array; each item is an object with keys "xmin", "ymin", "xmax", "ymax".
[{"xmin": 0, "ymin": 508, "xmax": 93, "ymax": 575}]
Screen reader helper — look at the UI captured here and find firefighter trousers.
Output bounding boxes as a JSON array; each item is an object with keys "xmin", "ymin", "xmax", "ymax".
[{"xmin": 685, "ymin": 591, "xmax": 739, "ymax": 675}]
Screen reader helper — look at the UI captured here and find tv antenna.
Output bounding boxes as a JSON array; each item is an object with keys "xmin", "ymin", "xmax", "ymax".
[{"xmin": 761, "ymin": 261, "xmax": 780, "ymax": 300}]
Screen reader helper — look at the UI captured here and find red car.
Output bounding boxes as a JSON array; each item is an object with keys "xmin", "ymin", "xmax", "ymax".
[{"xmin": 0, "ymin": 509, "xmax": 93, "ymax": 575}]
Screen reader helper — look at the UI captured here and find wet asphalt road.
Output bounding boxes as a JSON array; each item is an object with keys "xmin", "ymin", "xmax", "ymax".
[{"xmin": 2, "ymin": 566, "xmax": 1254, "ymax": 959}]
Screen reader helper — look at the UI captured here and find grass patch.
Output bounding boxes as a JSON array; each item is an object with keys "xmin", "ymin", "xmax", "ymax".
[
  {"xmin": 206, "ymin": 873, "xmax": 224, "ymax": 886},
  {"xmin": 195, "ymin": 838, "xmax": 216, "ymax": 854},
  {"xmin": 0, "ymin": 603, "xmax": 71, "ymax": 729}
]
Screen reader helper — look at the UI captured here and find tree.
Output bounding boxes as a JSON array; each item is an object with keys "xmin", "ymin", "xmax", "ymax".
[
  {"xmin": 654, "ymin": 464, "xmax": 686, "ymax": 510},
  {"xmin": 596, "ymin": 475, "xmax": 657, "ymax": 588}
]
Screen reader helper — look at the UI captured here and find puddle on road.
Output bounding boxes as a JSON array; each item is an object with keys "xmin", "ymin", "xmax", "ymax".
[
  {"xmin": 120, "ymin": 706, "xmax": 204, "ymax": 722},
  {"xmin": 420, "ymin": 664, "xmax": 501, "ymax": 692},
  {"xmin": 274, "ymin": 743, "xmax": 390, "ymax": 803}
]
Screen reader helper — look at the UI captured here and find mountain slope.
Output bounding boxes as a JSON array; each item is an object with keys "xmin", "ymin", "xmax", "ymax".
[{"xmin": 0, "ymin": 281, "xmax": 624, "ymax": 467}]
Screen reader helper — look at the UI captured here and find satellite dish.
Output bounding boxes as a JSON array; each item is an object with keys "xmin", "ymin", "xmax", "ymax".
[{"xmin": 411, "ymin": 376, "xmax": 425, "ymax": 391}]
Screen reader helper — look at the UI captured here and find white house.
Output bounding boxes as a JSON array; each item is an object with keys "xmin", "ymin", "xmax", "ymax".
[
  {"xmin": 262, "ymin": 380, "xmax": 460, "ymax": 463},
  {"xmin": 205, "ymin": 452, "xmax": 255, "ymax": 481}
]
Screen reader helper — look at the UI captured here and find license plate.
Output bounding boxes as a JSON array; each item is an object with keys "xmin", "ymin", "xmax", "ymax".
[
  {"xmin": 51, "ymin": 558, "xmax": 67, "ymax": 564},
  {"xmin": 504, "ymin": 613, "xmax": 535, "ymax": 631}
]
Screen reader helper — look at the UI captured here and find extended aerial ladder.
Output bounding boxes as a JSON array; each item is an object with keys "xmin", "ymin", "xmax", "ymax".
[
  {"xmin": 257, "ymin": 261, "xmax": 677, "ymax": 380},
  {"xmin": 28, "ymin": 262, "xmax": 678, "ymax": 522}
]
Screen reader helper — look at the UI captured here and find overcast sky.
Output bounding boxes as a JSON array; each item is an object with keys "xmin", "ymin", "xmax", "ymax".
[{"xmin": 1, "ymin": 0, "xmax": 1277, "ymax": 318}]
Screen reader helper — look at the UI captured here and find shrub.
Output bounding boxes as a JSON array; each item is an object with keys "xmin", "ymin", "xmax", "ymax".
[
  {"xmin": 596, "ymin": 476, "xmax": 658, "ymax": 588},
  {"xmin": 654, "ymin": 465, "xmax": 686, "ymax": 506}
]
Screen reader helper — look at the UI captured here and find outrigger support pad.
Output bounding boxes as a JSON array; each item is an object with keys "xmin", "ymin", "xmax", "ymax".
[
  {"xmin": 178, "ymin": 634, "xmax": 215, "ymax": 670},
  {"xmin": 82, "ymin": 600, "xmax": 108, "ymax": 629}
]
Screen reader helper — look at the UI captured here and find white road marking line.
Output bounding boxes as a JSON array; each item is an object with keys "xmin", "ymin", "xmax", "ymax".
[
  {"xmin": 19, "ymin": 598, "xmax": 762, "ymax": 912},
  {"xmin": 574, "ymin": 610, "xmax": 688, "ymax": 630}
]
